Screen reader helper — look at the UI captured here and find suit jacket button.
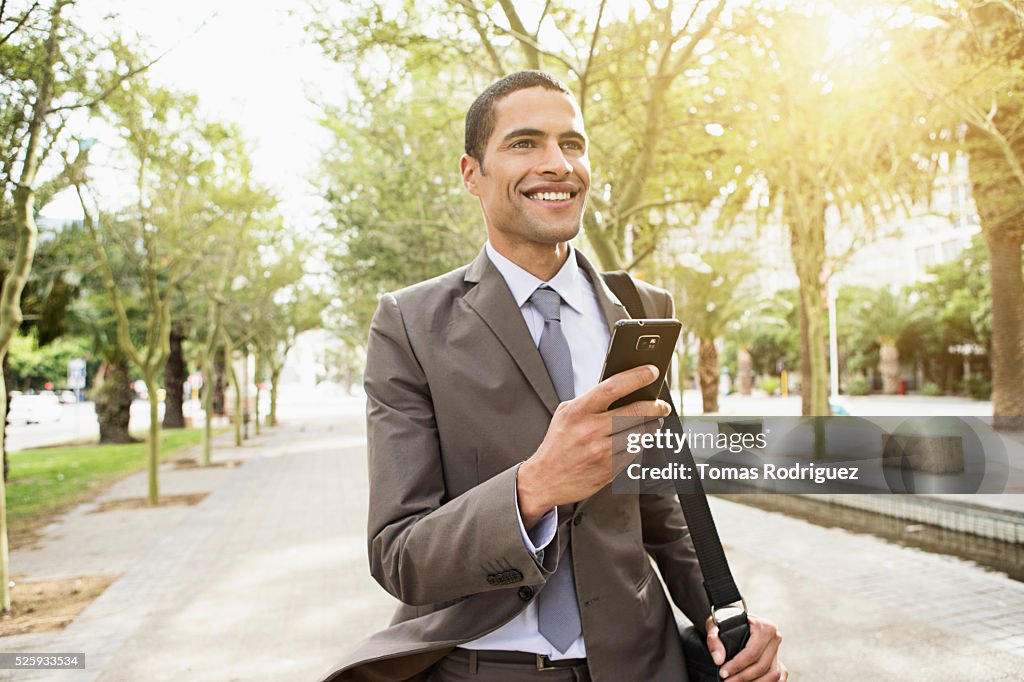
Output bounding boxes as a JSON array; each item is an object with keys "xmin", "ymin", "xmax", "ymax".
[
  {"xmin": 573, "ymin": 513, "xmax": 584, "ymax": 526},
  {"xmin": 518, "ymin": 586, "xmax": 535, "ymax": 601}
]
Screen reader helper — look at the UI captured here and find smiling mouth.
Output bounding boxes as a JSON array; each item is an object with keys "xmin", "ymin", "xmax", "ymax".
[{"xmin": 524, "ymin": 191, "xmax": 578, "ymax": 202}]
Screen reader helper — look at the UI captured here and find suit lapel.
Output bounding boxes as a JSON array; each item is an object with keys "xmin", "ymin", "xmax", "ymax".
[{"xmin": 463, "ymin": 248, "xmax": 561, "ymax": 414}]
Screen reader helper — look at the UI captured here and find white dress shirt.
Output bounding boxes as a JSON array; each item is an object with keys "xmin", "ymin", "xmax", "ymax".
[{"xmin": 461, "ymin": 242, "xmax": 611, "ymax": 658}]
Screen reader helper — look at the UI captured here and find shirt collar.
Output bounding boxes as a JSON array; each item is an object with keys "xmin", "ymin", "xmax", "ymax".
[{"xmin": 485, "ymin": 242, "xmax": 586, "ymax": 315}]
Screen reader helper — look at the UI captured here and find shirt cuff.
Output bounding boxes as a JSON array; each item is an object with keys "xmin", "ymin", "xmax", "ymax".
[{"xmin": 514, "ymin": 479, "xmax": 557, "ymax": 554}]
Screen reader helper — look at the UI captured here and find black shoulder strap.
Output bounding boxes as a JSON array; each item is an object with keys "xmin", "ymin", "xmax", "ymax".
[{"xmin": 602, "ymin": 271, "xmax": 745, "ymax": 613}]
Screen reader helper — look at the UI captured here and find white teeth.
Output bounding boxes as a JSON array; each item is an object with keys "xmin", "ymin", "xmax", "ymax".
[{"xmin": 531, "ymin": 192, "xmax": 571, "ymax": 201}]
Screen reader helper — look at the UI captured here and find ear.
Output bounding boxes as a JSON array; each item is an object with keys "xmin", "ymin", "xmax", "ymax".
[{"xmin": 460, "ymin": 154, "xmax": 481, "ymax": 196}]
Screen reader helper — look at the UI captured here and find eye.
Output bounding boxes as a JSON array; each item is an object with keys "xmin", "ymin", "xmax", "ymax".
[
  {"xmin": 511, "ymin": 139, "xmax": 535, "ymax": 148},
  {"xmin": 561, "ymin": 140, "xmax": 584, "ymax": 151}
]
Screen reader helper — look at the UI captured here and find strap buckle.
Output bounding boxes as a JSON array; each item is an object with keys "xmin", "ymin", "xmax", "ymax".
[
  {"xmin": 711, "ymin": 598, "xmax": 748, "ymax": 627},
  {"xmin": 536, "ymin": 655, "xmax": 557, "ymax": 671}
]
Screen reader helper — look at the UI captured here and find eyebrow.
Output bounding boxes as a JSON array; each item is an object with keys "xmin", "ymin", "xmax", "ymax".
[{"xmin": 501, "ymin": 128, "xmax": 587, "ymax": 144}]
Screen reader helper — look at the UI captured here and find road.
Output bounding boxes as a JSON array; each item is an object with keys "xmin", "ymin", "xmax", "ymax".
[{"xmin": 4, "ymin": 401, "xmax": 161, "ymax": 453}]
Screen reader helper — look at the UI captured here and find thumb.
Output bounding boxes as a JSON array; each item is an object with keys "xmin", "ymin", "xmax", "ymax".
[{"xmin": 706, "ymin": 621, "xmax": 726, "ymax": 665}]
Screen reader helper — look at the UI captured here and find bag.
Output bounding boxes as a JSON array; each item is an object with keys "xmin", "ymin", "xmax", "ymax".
[{"xmin": 602, "ymin": 272, "xmax": 751, "ymax": 682}]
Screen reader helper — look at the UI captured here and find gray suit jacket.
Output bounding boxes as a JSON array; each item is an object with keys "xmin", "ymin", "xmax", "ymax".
[{"xmin": 320, "ymin": 248, "xmax": 710, "ymax": 682}]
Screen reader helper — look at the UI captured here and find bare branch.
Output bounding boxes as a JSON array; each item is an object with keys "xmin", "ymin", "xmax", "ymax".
[
  {"xmin": 578, "ymin": 0, "xmax": 607, "ymax": 116},
  {"xmin": 668, "ymin": 0, "xmax": 727, "ymax": 76},
  {"xmin": 46, "ymin": 55, "xmax": 162, "ymax": 114},
  {"xmin": 535, "ymin": 0, "xmax": 551, "ymax": 38},
  {"xmin": 616, "ymin": 197, "xmax": 696, "ymax": 223},
  {"xmin": 451, "ymin": 0, "xmax": 505, "ymax": 77},
  {"xmin": 75, "ymin": 184, "xmax": 144, "ymax": 368},
  {"xmin": 0, "ymin": 0, "xmax": 39, "ymax": 47},
  {"xmin": 497, "ymin": 0, "xmax": 539, "ymax": 68},
  {"xmin": 488, "ymin": 14, "xmax": 581, "ymax": 76}
]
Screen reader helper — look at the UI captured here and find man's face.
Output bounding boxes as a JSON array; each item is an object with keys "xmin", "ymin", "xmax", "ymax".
[{"xmin": 461, "ymin": 87, "xmax": 590, "ymax": 248}]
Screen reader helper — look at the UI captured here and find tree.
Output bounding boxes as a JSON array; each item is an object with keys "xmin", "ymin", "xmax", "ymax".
[
  {"xmin": 659, "ymin": 250, "xmax": 755, "ymax": 413},
  {"xmin": 846, "ymin": 287, "xmax": 922, "ymax": 394},
  {"xmin": 725, "ymin": 289, "xmax": 801, "ymax": 381},
  {"xmin": 76, "ymin": 84, "xmax": 239, "ymax": 503},
  {"xmin": 180, "ymin": 135, "xmax": 279, "ymax": 461},
  {"xmin": 68, "ymin": 236, "xmax": 145, "ymax": 444},
  {"xmin": 0, "ymin": 0, "xmax": 152, "ymax": 614},
  {"xmin": 897, "ymin": 0, "xmax": 1024, "ymax": 426},
  {"xmin": 0, "ymin": 0, "xmax": 76, "ymax": 615},
  {"xmin": 310, "ymin": 0, "xmax": 737, "ymax": 334},
  {"xmin": 254, "ymin": 284, "xmax": 325, "ymax": 429},
  {"xmin": 317, "ymin": 79, "xmax": 482, "ymax": 333},
  {"xmin": 907, "ymin": 236, "xmax": 993, "ymax": 392},
  {"xmin": 727, "ymin": 5, "xmax": 931, "ymax": 415}
]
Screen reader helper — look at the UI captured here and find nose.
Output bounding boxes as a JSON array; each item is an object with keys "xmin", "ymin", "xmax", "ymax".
[{"xmin": 537, "ymin": 141, "xmax": 572, "ymax": 177}]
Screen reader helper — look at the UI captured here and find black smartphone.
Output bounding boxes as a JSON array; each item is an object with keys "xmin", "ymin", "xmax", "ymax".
[{"xmin": 599, "ymin": 319, "xmax": 682, "ymax": 409}]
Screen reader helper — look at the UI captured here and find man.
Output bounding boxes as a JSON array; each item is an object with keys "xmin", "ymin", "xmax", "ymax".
[{"xmin": 321, "ymin": 71, "xmax": 785, "ymax": 682}]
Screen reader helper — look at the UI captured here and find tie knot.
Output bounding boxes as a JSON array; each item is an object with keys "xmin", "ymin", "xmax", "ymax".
[{"xmin": 530, "ymin": 286, "xmax": 563, "ymax": 321}]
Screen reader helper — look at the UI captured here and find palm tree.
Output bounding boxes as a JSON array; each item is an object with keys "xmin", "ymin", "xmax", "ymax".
[
  {"xmin": 664, "ymin": 251, "xmax": 756, "ymax": 413},
  {"xmin": 851, "ymin": 288, "xmax": 921, "ymax": 395}
]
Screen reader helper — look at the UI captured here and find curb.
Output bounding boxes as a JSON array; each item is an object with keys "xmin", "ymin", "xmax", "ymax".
[{"xmin": 806, "ymin": 493, "xmax": 1024, "ymax": 544}]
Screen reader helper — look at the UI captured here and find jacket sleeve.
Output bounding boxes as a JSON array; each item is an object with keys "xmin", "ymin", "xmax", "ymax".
[
  {"xmin": 363, "ymin": 292, "xmax": 554, "ymax": 606},
  {"xmin": 637, "ymin": 286, "xmax": 712, "ymax": 631}
]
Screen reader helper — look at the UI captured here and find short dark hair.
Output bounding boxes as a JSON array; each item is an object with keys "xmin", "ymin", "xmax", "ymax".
[{"xmin": 464, "ymin": 71, "xmax": 572, "ymax": 168}]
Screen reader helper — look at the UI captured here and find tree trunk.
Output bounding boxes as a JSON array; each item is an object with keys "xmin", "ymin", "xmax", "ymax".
[
  {"xmin": 201, "ymin": 349, "xmax": 214, "ymax": 466},
  {"xmin": 253, "ymin": 352, "xmax": 262, "ymax": 436},
  {"xmin": 241, "ymin": 346, "xmax": 250, "ymax": 441},
  {"xmin": 798, "ymin": 289, "xmax": 811, "ymax": 416},
  {"xmin": 800, "ymin": 285, "xmax": 831, "ymax": 415},
  {"xmin": 94, "ymin": 359, "xmax": 135, "ymax": 444},
  {"xmin": 673, "ymin": 347, "xmax": 686, "ymax": 417},
  {"xmin": 162, "ymin": 326, "xmax": 186, "ymax": 428},
  {"xmin": 143, "ymin": 372, "xmax": 161, "ymax": 505},
  {"xmin": 269, "ymin": 366, "xmax": 281, "ymax": 427},
  {"xmin": 738, "ymin": 347, "xmax": 753, "ymax": 396},
  {"xmin": 698, "ymin": 337, "xmax": 719, "ymax": 413},
  {"xmin": 213, "ymin": 352, "xmax": 226, "ymax": 416},
  {"xmin": 2, "ymin": 353, "xmax": 11, "ymax": 480},
  {"xmin": 880, "ymin": 343, "xmax": 900, "ymax": 395},
  {"xmin": 222, "ymin": 339, "xmax": 242, "ymax": 447},
  {"xmin": 985, "ymin": 230, "xmax": 1024, "ymax": 429},
  {"xmin": 0, "ymin": 361, "xmax": 8, "ymax": 612}
]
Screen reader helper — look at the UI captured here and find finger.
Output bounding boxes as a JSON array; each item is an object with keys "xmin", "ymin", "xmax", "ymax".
[
  {"xmin": 607, "ymin": 402, "xmax": 670, "ymax": 434},
  {"xmin": 748, "ymin": 660, "xmax": 786, "ymax": 682},
  {"xmin": 580, "ymin": 365, "xmax": 660, "ymax": 413},
  {"xmin": 608, "ymin": 398, "xmax": 671, "ymax": 423},
  {"xmin": 717, "ymin": 617, "xmax": 772, "ymax": 675},
  {"xmin": 610, "ymin": 421, "xmax": 664, "ymax": 475},
  {"xmin": 721, "ymin": 635, "xmax": 780, "ymax": 682},
  {"xmin": 705, "ymin": 624, "xmax": 726, "ymax": 666}
]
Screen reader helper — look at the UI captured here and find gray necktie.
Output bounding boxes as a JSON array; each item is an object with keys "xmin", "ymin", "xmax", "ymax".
[{"xmin": 529, "ymin": 286, "xmax": 583, "ymax": 653}]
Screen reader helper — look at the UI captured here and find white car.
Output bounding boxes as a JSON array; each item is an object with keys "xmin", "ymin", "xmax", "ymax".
[{"xmin": 7, "ymin": 392, "xmax": 63, "ymax": 425}]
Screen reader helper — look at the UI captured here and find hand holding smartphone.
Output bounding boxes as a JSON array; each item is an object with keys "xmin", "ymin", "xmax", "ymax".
[{"xmin": 599, "ymin": 319, "xmax": 681, "ymax": 410}]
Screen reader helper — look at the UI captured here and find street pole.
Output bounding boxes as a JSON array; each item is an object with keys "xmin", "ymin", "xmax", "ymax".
[{"xmin": 828, "ymin": 283, "xmax": 839, "ymax": 398}]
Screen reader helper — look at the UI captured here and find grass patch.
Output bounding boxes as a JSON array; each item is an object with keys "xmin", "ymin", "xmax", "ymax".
[{"xmin": 6, "ymin": 427, "xmax": 224, "ymax": 547}]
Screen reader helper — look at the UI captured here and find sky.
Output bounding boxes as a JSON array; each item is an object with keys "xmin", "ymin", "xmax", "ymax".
[{"xmin": 41, "ymin": 0, "xmax": 349, "ymax": 235}]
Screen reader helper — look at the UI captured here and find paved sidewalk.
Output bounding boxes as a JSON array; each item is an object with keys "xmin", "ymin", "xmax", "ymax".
[{"xmin": 2, "ymin": 399, "xmax": 1023, "ymax": 680}]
